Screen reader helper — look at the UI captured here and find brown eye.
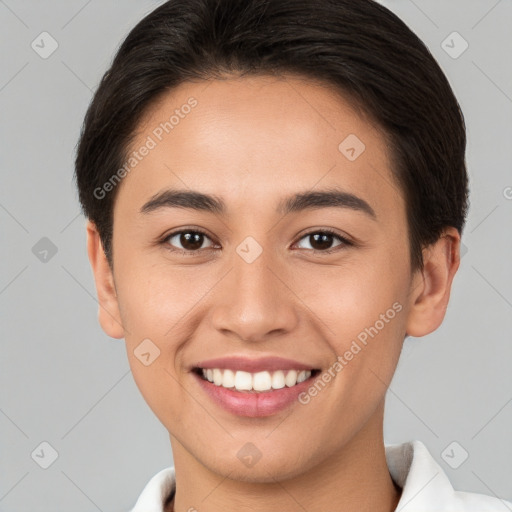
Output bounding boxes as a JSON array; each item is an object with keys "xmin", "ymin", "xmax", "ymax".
[
  {"xmin": 166, "ymin": 230, "xmax": 214, "ymax": 251},
  {"xmin": 295, "ymin": 231, "xmax": 349, "ymax": 252}
]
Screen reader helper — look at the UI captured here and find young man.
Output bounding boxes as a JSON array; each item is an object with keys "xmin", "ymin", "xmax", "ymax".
[{"xmin": 75, "ymin": 1, "xmax": 511, "ymax": 510}]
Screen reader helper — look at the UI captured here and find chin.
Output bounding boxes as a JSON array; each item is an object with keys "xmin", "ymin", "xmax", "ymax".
[{"xmin": 202, "ymin": 448, "xmax": 316, "ymax": 484}]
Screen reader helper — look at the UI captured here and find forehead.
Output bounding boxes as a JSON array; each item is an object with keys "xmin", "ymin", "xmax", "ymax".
[{"xmin": 116, "ymin": 74, "xmax": 402, "ymax": 221}]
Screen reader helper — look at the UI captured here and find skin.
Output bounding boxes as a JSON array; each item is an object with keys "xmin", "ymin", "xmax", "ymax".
[{"xmin": 86, "ymin": 74, "xmax": 460, "ymax": 512}]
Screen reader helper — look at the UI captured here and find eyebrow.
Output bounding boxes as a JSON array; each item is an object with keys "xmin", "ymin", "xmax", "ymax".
[{"xmin": 140, "ymin": 187, "xmax": 376, "ymax": 219}]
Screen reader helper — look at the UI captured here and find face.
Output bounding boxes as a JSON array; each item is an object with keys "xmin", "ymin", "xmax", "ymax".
[{"xmin": 90, "ymin": 74, "xmax": 452, "ymax": 482}]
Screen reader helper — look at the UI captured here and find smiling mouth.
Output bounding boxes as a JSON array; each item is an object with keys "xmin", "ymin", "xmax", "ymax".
[{"xmin": 193, "ymin": 367, "xmax": 321, "ymax": 393}]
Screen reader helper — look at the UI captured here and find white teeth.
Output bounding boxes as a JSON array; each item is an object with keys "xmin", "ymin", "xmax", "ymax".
[
  {"xmin": 200, "ymin": 368, "xmax": 312, "ymax": 392},
  {"xmin": 223, "ymin": 369, "xmax": 235, "ymax": 388},
  {"xmin": 285, "ymin": 369, "xmax": 298, "ymax": 387},
  {"xmin": 234, "ymin": 370, "xmax": 252, "ymax": 390},
  {"xmin": 271, "ymin": 370, "xmax": 286, "ymax": 389},
  {"xmin": 253, "ymin": 371, "xmax": 272, "ymax": 391},
  {"xmin": 297, "ymin": 370, "xmax": 308, "ymax": 383},
  {"xmin": 213, "ymin": 368, "xmax": 223, "ymax": 386}
]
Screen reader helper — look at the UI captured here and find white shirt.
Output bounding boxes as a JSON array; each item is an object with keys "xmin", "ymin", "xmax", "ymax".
[{"xmin": 130, "ymin": 440, "xmax": 511, "ymax": 511}]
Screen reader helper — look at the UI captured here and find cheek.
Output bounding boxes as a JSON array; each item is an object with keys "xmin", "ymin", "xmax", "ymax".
[
  {"xmin": 293, "ymin": 252, "xmax": 408, "ymax": 339},
  {"xmin": 116, "ymin": 260, "xmax": 212, "ymax": 339},
  {"xmin": 291, "ymin": 252, "xmax": 408, "ymax": 395},
  {"xmin": 114, "ymin": 264, "xmax": 207, "ymax": 416}
]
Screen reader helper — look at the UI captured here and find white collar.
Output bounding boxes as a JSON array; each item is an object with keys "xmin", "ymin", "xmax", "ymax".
[{"xmin": 130, "ymin": 440, "xmax": 510, "ymax": 511}]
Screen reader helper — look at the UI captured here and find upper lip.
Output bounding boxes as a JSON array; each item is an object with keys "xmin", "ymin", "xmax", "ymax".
[{"xmin": 193, "ymin": 356, "xmax": 318, "ymax": 373}]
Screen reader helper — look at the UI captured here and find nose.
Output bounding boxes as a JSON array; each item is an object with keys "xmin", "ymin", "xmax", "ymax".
[{"xmin": 210, "ymin": 246, "xmax": 299, "ymax": 343}]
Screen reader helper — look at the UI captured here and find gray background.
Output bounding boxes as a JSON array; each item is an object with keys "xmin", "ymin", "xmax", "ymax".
[{"xmin": 0, "ymin": 0, "xmax": 511, "ymax": 511}]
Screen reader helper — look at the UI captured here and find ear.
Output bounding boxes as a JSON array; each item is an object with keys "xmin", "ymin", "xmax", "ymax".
[
  {"xmin": 86, "ymin": 221, "xmax": 125, "ymax": 339},
  {"xmin": 405, "ymin": 227, "xmax": 461, "ymax": 337}
]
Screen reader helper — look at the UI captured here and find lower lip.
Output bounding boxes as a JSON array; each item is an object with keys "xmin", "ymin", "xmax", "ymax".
[{"xmin": 193, "ymin": 372, "xmax": 316, "ymax": 417}]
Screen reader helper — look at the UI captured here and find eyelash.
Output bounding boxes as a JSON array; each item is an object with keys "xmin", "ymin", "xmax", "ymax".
[{"xmin": 160, "ymin": 228, "xmax": 354, "ymax": 256}]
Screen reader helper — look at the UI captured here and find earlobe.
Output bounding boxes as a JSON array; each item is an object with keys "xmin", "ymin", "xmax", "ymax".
[
  {"xmin": 86, "ymin": 221, "xmax": 125, "ymax": 339},
  {"xmin": 405, "ymin": 227, "xmax": 461, "ymax": 337}
]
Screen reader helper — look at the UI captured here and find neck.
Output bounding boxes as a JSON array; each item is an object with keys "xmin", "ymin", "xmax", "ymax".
[{"xmin": 168, "ymin": 401, "xmax": 401, "ymax": 512}]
